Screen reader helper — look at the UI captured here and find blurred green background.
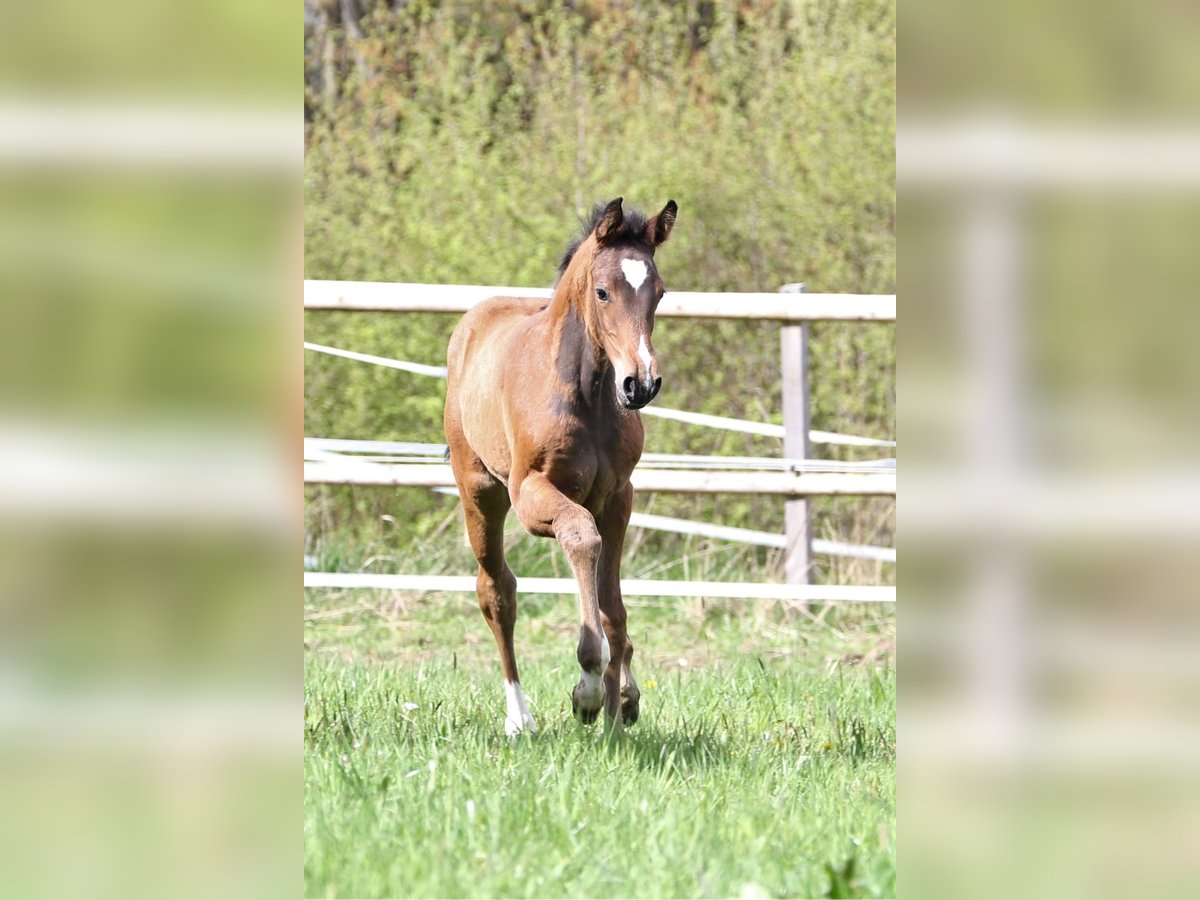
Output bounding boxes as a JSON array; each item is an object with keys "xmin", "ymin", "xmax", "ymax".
[
  {"xmin": 303, "ymin": 0, "xmax": 896, "ymax": 582},
  {"xmin": 0, "ymin": 1, "xmax": 297, "ymax": 898}
]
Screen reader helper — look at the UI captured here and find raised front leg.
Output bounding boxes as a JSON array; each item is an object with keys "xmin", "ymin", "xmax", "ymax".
[
  {"xmin": 597, "ymin": 482, "xmax": 639, "ymax": 727},
  {"xmin": 512, "ymin": 472, "xmax": 609, "ymax": 725}
]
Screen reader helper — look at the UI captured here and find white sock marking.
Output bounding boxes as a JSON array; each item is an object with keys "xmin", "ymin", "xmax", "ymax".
[
  {"xmin": 504, "ymin": 680, "xmax": 537, "ymax": 736},
  {"xmin": 579, "ymin": 669, "xmax": 604, "ymax": 698},
  {"xmin": 577, "ymin": 635, "xmax": 611, "ymax": 708},
  {"xmin": 620, "ymin": 257, "xmax": 648, "ymax": 291}
]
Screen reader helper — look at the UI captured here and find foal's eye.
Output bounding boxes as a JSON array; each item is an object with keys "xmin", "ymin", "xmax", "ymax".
[{"xmin": 595, "ymin": 287, "xmax": 609, "ymax": 303}]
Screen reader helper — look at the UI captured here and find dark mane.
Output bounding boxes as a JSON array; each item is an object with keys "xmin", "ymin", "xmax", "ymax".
[{"xmin": 556, "ymin": 201, "xmax": 652, "ymax": 282}]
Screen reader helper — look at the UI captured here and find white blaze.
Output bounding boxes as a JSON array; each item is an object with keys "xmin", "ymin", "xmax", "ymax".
[
  {"xmin": 637, "ymin": 334, "xmax": 653, "ymax": 372},
  {"xmin": 504, "ymin": 680, "xmax": 537, "ymax": 736},
  {"xmin": 620, "ymin": 257, "xmax": 648, "ymax": 291}
]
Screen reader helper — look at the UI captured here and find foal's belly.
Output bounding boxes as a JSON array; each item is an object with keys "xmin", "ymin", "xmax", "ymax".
[{"xmin": 460, "ymin": 415, "xmax": 514, "ymax": 484}]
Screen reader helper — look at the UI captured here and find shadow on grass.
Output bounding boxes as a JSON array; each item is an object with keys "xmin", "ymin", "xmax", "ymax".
[
  {"xmin": 596, "ymin": 721, "xmax": 732, "ymax": 772},
  {"xmin": 461, "ymin": 707, "xmax": 733, "ymax": 772}
]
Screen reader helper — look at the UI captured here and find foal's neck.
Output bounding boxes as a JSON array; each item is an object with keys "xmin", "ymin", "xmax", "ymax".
[{"xmin": 550, "ymin": 295, "xmax": 609, "ymax": 410}]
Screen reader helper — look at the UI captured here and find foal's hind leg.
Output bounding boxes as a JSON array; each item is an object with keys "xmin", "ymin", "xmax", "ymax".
[
  {"xmin": 598, "ymin": 482, "xmax": 639, "ymax": 727},
  {"xmin": 453, "ymin": 460, "xmax": 534, "ymax": 736}
]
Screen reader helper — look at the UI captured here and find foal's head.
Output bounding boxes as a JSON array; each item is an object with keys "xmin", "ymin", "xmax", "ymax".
[{"xmin": 557, "ymin": 197, "xmax": 678, "ymax": 409}]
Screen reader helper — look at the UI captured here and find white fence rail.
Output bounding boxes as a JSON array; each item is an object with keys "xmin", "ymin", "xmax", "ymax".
[
  {"xmin": 0, "ymin": 101, "xmax": 298, "ymax": 170},
  {"xmin": 303, "ymin": 341, "xmax": 449, "ymax": 377},
  {"xmin": 425, "ymin": 484, "xmax": 895, "ymax": 561},
  {"xmin": 304, "ymin": 278, "xmax": 896, "ymax": 597},
  {"xmin": 627, "ymin": 512, "xmax": 896, "ymax": 561},
  {"xmin": 303, "ymin": 438, "xmax": 894, "ymax": 474},
  {"xmin": 303, "ymin": 460, "xmax": 895, "ymax": 496},
  {"xmin": 303, "ymin": 572, "xmax": 894, "ymax": 602},
  {"xmin": 302, "ymin": 342, "xmax": 896, "ymax": 448},
  {"xmin": 304, "ymin": 279, "xmax": 896, "ymax": 322},
  {"xmin": 306, "ymin": 441, "xmax": 896, "ymax": 563}
]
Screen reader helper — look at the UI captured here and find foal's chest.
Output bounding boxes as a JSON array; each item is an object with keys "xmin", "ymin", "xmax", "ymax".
[{"xmin": 543, "ymin": 415, "xmax": 641, "ymax": 510}]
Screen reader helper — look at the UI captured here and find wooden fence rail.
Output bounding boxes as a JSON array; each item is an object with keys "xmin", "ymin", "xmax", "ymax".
[
  {"xmin": 304, "ymin": 278, "xmax": 896, "ymax": 588},
  {"xmin": 303, "ymin": 461, "xmax": 896, "ymax": 497},
  {"xmin": 303, "ymin": 572, "xmax": 895, "ymax": 603},
  {"xmin": 304, "ymin": 279, "xmax": 896, "ymax": 322}
]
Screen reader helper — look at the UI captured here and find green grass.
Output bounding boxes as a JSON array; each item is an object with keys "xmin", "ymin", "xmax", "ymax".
[{"xmin": 305, "ymin": 590, "xmax": 895, "ymax": 898}]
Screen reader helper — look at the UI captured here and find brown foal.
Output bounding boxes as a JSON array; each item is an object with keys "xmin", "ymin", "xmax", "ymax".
[{"xmin": 443, "ymin": 197, "xmax": 677, "ymax": 735}]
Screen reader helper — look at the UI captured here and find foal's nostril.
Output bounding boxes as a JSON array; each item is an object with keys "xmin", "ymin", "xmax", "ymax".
[
  {"xmin": 622, "ymin": 376, "xmax": 638, "ymax": 401},
  {"xmin": 649, "ymin": 377, "xmax": 662, "ymax": 401}
]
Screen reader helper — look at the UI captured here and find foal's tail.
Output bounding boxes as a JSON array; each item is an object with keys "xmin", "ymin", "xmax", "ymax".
[{"xmin": 443, "ymin": 445, "xmax": 451, "ymax": 462}]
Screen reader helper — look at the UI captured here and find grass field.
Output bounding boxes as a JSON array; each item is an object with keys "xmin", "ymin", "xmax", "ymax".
[{"xmin": 305, "ymin": 584, "xmax": 895, "ymax": 899}]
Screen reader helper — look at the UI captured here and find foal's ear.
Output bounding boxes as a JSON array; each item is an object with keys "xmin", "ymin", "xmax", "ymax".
[
  {"xmin": 644, "ymin": 199, "xmax": 678, "ymax": 248},
  {"xmin": 594, "ymin": 197, "xmax": 625, "ymax": 245}
]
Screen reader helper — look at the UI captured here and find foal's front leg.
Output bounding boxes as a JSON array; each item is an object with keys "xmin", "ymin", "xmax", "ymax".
[
  {"xmin": 512, "ymin": 472, "xmax": 609, "ymax": 725},
  {"xmin": 598, "ymin": 482, "xmax": 639, "ymax": 727}
]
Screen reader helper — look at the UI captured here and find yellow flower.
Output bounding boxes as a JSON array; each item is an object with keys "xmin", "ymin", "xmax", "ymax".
[{"xmin": 644, "ymin": 679, "xmax": 657, "ymax": 690}]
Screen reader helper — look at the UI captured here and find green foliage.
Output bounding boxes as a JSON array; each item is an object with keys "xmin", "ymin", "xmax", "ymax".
[{"xmin": 304, "ymin": 0, "xmax": 895, "ymax": 574}]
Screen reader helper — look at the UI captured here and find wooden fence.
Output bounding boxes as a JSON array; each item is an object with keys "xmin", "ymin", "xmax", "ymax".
[{"xmin": 304, "ymin": 279, "xmax": 895, "ymax": 598}]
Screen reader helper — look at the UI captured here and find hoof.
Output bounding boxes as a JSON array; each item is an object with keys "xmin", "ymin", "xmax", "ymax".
[
  {"xmin": 571, "ymin": 679, "xmax": 604, "ymax": 727},
  {"xmin": 505, "ymin": 714, "xmax": 538, "ymax": 738},
  {"xmin": 620, "ymin": 687, "xmax": 641, "ymax": 726}
]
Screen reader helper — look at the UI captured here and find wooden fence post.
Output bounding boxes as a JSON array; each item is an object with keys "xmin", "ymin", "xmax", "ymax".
[{"xmin": 779, "ymin": 283, "xmax": 812, "ymax": 585}]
